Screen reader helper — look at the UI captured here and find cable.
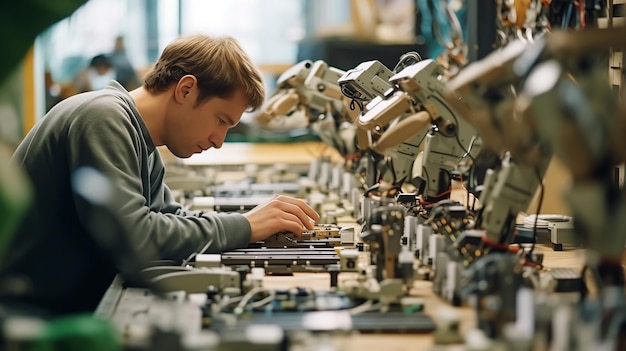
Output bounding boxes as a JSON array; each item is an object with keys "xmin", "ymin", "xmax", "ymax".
[
  {"xmin": 481, "ymin": 236, "xmax": 510, "ymax": 251},
  {"xmin": 215, "ymin": 295, "xmax": 243, "ymax": 310},
  {"xmin": 363, "ymin": 182, "xmax": 382, "ymax": 197},
  {"xmin": 393, "ymin": 52, "xmax": 422, "ymax": 73},
  {"xmin": 428, "ymin": 94, "xmax": 476, "ymax": 163},
  {"xmin": 341, "ymin": 84, "xmax": 368, "ymax": 112},
  {"xmin": 181, "ymin": 238, "xmax": 214, "ymax": 267},
  {"xmin": 348, "ymin": 299, "xmax": 383, "ymax": 315},
  {"xmin": 247, "ymin": 291, "xmax": 277, "ymax": 309},
  {"xmin": 386, "ymin": 157, "xmax": 399, "ymax": 185},
  {"xmin": 460, "ymin": 134, "xmax": 479, "ymax": 161},
  {"xmin": 419, "ymin": 188, "xmax": 452, "ymax": 205},
  {"xmin": 529, "ymin": 167, "xmax": 545, "ymax": 255},
  {"xmin": 234, "ymin": 287, "xmax": 276, "ymax": 314},
  {"xmin": 440, "ymin": 0, "xmax": 463, "ymax": 43},
  {"xmin": 454, "ymin": 132, "xmax": 476, "ymax": 163}
]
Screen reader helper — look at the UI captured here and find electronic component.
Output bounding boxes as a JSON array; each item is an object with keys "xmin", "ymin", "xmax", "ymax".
[
  {"xmin": 220, "ymin": 248, "xmax": 340, "ymax": 275},
  {"xmin": 220, "ymin": 225, "xmax": 354, "ymax": 274},
  {"xmin": 546, "ymin": 267, "xmax": 583, "ymax": 293},
  {"xmin": 360, "ymin": 204, "xmax": 406, "ymax": 281},
  {"xmin": 339, "ymin": 248, "xmax": 359, "ymax": 272},
  {"xmin": 258, "ymin": 225, "xmax": 355, "ymax": 248}
]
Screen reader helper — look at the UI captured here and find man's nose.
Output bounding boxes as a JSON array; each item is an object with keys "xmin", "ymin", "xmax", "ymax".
[{"xmin": 210, "ymin": 129, "xmax": 228, "ymax": 149}]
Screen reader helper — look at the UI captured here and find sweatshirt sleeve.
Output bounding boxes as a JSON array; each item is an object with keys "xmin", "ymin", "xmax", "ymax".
[{"xmin": 66, "ymin": 99, "xmax": 251, "ymax": 260}]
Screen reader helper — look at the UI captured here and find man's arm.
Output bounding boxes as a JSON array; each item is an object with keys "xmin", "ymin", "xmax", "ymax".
[{"xmin": 67, "ymin": 100, "xmax": 251, "ymax": 260}]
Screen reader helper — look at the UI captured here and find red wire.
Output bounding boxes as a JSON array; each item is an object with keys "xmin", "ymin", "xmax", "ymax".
[
  {"xmin": 344, "ymin": 152, "xmax": 361, "ymax": 161},
  {"xmin": 418, "ymin": 188, "xmax": 452, "ymax": 205},
  {"xmin": 579, "ymin": 0, "xmax": 586, "ymax": 28},
  {"xmin": 481, "ymin": 236, "xmax": 510, "ymax": 251}
]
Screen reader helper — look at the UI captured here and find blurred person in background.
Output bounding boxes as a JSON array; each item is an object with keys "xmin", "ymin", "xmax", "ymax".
[
  {"xmin": 109, "ymin": 35, "xmax": 141, "ymax": 90},
  {"xmin": 73, "ymin": 53, "xmax": 116, "ymax": 92},
  {"xmin": 72, "ymin": 37, "xmax": 141, "ymax": 94}
]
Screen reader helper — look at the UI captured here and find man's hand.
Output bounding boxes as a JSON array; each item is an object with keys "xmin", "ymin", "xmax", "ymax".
[{"xmin": 243, "ymin": 195, "xmax": 320, "ymax": 243}]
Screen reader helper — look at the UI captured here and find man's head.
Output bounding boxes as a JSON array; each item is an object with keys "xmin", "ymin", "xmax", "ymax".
[
  {"xmin": 142, "ymin": 34, "xmax": 266, "ymax": 158},
  {"xmin": 143, "ymin": 34, "xmax": 265, "ymax": 112},
  {"xmin": 90, "ymin": 54, "xmax": 113, "ymax": 75}
]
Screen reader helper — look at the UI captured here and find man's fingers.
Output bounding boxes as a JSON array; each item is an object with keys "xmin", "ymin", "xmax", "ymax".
[
  {"xmin": 262, "ymin": 211, "xmax": 308, "ymax": 237},
  {"xmin": 273, "ymin": 195, "xmax": 320, "ymax": 222},
  {"xmin": 275, "ymin": 200, "xmax": 317, "ymax": 230},
  {"xmin": 245, "ymin": 195, "xmax": 323, "ymax": 243}
]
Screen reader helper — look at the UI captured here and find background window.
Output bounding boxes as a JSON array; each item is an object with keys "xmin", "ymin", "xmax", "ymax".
[{"xmin": 37, "ymin": 0, "xmax": 307, "ymax": 121}]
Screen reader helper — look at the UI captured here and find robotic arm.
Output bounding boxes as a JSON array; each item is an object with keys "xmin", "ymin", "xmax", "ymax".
[
  {"xmin": 439, "ymin": 39, "xmax": 554, "ymax": 247},
  {"xmin": 338, "ymin": 59, "xmax": 413, "ymax": 187},
  {"xmin": 391, "ymin": 59, "xmax": 482, "ymax": 201},
  {"xmin": 257, "ymin": 59, "xmax": 313, "ymax": 129},
  {"xmin": 354, "ymin": 59, "xmax": 482, "ymax": 200},
  {"xmin": 305, "ymin": 60, "xmax": 360, "ymax": 156},
  {"xmin": 257, "ymin": 60, "xmax": 359, "ymax": 156},
  {"xmin": 515, "ymin": 30, "xmax": 626, "ymax": 263},
  {"xmin": 446, "ymin": 27, "xmax": 626, "ymax": 318}
]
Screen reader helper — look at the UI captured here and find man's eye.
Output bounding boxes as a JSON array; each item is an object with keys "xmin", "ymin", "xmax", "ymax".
[{"xmin": 218, "ymin": 118, "xmax": 226, "ymax": 125}]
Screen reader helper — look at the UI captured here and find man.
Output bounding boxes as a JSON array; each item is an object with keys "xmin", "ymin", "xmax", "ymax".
[{"xmin": 2, "ymin": 34, "xmax": 320, "ymax": 316}]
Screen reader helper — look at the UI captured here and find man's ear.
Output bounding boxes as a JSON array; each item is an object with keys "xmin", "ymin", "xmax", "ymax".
[{"xmin": 174, "ymin": 75, "xmax": 197, "ymax": 103}]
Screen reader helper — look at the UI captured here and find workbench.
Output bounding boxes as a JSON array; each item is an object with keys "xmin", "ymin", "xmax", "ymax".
[{"xmin": 142, "ymin": 141, "xmax": 590, "ymax": 349}]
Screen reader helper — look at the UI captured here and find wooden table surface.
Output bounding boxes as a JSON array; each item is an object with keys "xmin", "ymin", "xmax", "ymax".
[{"xmin": 164, "ymin": 141, "xmax": 344, "ymax": 167}]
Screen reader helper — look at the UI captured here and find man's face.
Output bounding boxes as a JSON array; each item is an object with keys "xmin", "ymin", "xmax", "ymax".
[{"xmin": 165, "ymin": 88, "xmax": 248, "ymax": 158}]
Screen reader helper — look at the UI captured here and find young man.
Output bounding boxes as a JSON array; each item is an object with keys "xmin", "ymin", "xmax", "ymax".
[{"xmin": 2, "ymin": 34, "xmax": 319, "ymax": 316}]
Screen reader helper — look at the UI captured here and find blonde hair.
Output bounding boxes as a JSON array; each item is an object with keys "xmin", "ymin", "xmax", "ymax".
[{"xmin": 143, "ymin": 34, "xmax": 265, "ymax": 111}]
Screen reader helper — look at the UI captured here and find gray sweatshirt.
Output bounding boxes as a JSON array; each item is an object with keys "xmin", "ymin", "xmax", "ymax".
[{"xmin": 2, "ymin": 81, "xmax": 251, "ymax": 316}]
